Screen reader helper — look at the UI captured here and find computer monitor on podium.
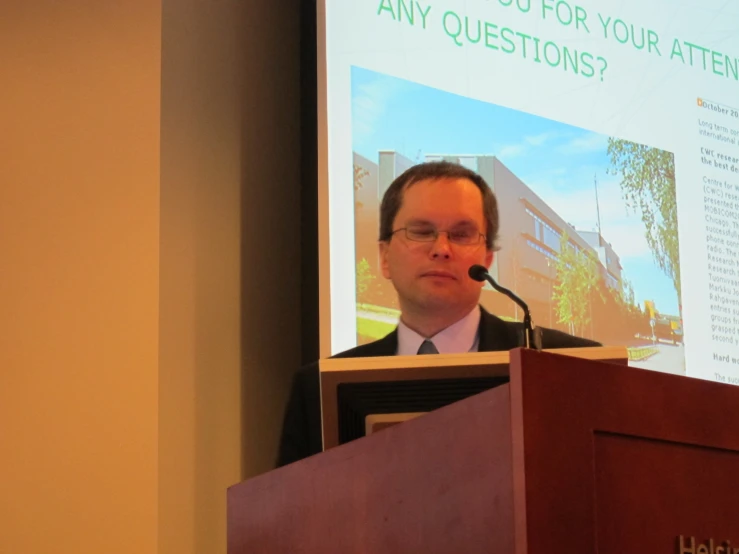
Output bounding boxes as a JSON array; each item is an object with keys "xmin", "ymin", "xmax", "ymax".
[{"xmin": 318, "ymin": 346, "xmax": 628, "ymax": 451}]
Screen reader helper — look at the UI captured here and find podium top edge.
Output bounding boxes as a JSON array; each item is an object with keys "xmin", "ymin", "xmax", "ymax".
[{"xmin": 319, "ymin": 345, "xmax": 628, "ymax": 373}]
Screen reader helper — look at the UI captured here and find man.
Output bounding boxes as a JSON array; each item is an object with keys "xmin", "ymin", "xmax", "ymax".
[{"xmin": 277, "ymin": 161, "xmax": 599, "ymax": 466}]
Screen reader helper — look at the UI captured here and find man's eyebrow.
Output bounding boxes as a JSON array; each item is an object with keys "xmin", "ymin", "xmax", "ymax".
[
  {"xmin": 404, "ymin": 218, "xmax": 434, "ymax": 226},
  {"xmin": 404, "ymin": 218, "xmax": 479, "ymax": 227},
  {"xmin": 444, "ymin": 220, "xmax": 480, "ymax": 230}
]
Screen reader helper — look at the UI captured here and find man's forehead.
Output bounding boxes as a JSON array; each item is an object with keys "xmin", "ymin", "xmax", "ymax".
[
  {"xmin": 403, "ymin": 175, "xmax": 477, "ymax": 191},
  {"xmin": 405, "ymin": 217, "xmax": 479, "ymax": 227},
  {"xmin": 398, "ymin": 177, "xmax": 484, "ymax": 214}
]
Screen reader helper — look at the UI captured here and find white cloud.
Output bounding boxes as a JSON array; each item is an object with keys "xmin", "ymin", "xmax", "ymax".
[
  {"xmin": 524, "ymin": 132, "xmax": 558, "ymax": 147},
  {"xmin": 556, "ymin": 132, "xmax": 609, "ymax": 155},
  {"xmin": 496, "ymin": 144, "xmax": 527, "ymax": 159},
  {"xmin": 352, "ymin": 78, "xmax": 406, "ymax": 143},
  {"xmin": 495, "ymin": 132, "xmax": 562, "ymax": 160}
]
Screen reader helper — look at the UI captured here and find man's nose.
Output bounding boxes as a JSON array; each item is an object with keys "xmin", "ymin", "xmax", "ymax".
[{"xmin": 429, "ymin": 232, "xmax": 452, "ymax": 259}]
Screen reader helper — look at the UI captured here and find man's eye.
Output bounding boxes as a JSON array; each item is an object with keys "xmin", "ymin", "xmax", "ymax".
[
  {"xmin": 450, "ymin": 230, "xmax": 474, "ymax": 240},
  {"xmin": 408, "ymin": 228, "xmax": 435, "ymax": 239}
]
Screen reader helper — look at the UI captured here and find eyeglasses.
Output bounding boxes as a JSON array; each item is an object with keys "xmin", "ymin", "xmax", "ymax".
[{"xmin": 389, "ymin": 227, "xmax": 486, "ymax": 246}]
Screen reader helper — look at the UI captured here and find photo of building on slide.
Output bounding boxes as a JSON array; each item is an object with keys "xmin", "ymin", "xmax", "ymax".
[{"xmin": 351, "ymin": 66, "xmax": 684, "ymax": 374}]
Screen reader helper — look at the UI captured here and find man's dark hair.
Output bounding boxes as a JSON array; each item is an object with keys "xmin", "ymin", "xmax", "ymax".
[{"xmin": 379, "ymin": 160, "xmax": 499, "ymax": 250}]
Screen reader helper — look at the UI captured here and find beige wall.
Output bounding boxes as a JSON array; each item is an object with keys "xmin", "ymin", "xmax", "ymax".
[
  {"xmin": 159, "ymin": 0, "xmax": 301, "ymax": 553},
  {"xmin": 0, "ymin": 1, "xmax": 161, "ymax": 553},
  {"xmin": 0, "ymin": 1, "xmax": 302, "ymax": 553}
]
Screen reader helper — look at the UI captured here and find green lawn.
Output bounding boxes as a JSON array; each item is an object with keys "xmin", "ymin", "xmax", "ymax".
[
  {"xmin": 356, "ymin": 303, "xmax": 401, "ymax": 318},
  {"xmin": 627, "ymin": 346, "xmax": 659, "ymax": 361},
  {"xmin": 357, "ymin": 317, "xmax": 396, "ymax": 341}
]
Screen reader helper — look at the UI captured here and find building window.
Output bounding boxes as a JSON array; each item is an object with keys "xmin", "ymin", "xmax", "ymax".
[
  {"xmin": 526, "ymin": 208, "xmax": 561, "ymax": 252},
  {"xmin": 526, "ymin": 239, "xmax": 557, "ymax": 261}
]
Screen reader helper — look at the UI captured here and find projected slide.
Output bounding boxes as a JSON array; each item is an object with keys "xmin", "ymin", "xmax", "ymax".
[
  {"xmin": 352, "ymin": 67, "xmax": 683, "ymax": 375},
  {"xmin": 321, "ymin": 0, "xmax": 739, "ymax": 384}
]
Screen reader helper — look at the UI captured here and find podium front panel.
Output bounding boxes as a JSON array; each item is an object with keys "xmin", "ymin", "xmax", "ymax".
[{"xmin": 510, "ymin": 348, "xmax": 739, "ymax": 554}]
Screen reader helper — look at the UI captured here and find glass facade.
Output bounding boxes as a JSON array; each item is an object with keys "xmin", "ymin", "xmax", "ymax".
[
  {"xmin": 526, "ymin": 239, "xmax": 556, "ymax": 261},
  {"xmin": 526, "ymin": 208, "xmax": 561, "ymax": 253}
]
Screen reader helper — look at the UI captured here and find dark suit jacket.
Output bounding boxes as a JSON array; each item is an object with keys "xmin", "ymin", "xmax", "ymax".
[{"xmin": 276, "ymin": 307, "xmax": 600, "ymax": 467}]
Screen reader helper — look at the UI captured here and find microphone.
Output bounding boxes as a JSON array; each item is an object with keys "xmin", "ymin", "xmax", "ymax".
[{"xmin": 468, "ymin": 264, "xmax": 541, "ymax": 350}]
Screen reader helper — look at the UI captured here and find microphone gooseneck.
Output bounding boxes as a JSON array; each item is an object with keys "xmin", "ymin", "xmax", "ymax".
[{"xmin": 468, "ymin": 264, "xmax": 540, "ymax": 350}]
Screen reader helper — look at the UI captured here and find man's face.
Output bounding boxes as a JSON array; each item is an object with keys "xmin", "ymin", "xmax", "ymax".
[{"xmin": 379, "ymin": 177, "xmax": 494, "ymax": 317}]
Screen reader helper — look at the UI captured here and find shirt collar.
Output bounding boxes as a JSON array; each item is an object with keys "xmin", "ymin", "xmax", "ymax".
[{"xmin": 397, "ymin": 305, "xmax": 481, "ymax": 356}]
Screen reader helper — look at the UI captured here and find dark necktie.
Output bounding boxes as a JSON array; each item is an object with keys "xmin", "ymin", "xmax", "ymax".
[{"xmin": 417, "ymin": 340, "xmax": 439, "ymax": 354}]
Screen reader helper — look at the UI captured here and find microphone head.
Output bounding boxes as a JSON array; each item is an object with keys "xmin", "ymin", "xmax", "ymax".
[{"xmin": 468, "ymin": 264, "xmax": 488, "ymax": 282}]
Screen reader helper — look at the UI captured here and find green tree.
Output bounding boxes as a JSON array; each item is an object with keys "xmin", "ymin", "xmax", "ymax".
[
  {"xmin": 607, "ymin": 138, "xmax": 681, "ymax": 307},
  {"xmin": 356, "ymin": 257, "xmax": 375, "ymax": 304},
  {"xmin": 552, "ymin": 232, "xmax": 601, "ymax": 337},
  {"xmin": 620, "ymin": 277, "xmax": 636, "ymax": 309},
  {"xmin": 354, "ymin": 164, "xmax": 369, "ymax": 210}
]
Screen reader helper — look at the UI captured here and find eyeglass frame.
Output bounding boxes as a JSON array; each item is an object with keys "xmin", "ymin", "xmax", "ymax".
[{"xmin": 388, "ymin": 226, "xmax": 487, "ymax": 247}]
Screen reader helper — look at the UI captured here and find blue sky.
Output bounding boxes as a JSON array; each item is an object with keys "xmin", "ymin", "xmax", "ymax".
[{"xmin": 351, "ymin": 65, "xmax": 681, "ymax": 315}]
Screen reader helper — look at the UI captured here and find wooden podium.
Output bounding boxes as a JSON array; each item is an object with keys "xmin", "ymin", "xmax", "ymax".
[{"xmin": 227, "ymin": 348, "xmax": 739, "ymax": 553}]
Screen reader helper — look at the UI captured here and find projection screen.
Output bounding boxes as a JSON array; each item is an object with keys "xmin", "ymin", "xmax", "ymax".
[{"xmin": 318, "ymin": 0, "xmax": 739, "ymax": 385}]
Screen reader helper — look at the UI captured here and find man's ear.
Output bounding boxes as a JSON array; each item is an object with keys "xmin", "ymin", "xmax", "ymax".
[
  {"xmin": 484, "ymin": 249, "xmax": 494, "ymax": 269},
  {"xmin": 379, "ymin": 241, "xmax": 391, "ymax": 279}
]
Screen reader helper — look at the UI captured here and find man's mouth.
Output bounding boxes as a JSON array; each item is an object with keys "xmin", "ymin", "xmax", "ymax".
[{"xmin": 422, "ymin": 271, "xmax": 456, "ymax": 280}]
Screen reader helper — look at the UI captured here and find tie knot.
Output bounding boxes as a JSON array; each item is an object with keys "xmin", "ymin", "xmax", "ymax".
[{"xmin": 417, "ymin": 340, "xmax": 439, "ymax": 355}]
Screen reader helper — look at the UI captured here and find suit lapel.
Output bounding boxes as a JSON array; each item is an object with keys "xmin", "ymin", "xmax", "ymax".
[
  {"xmin": 373, "ymin": 330, "xmax": 398, "ymax": 356},
  {"xmin": 478, "ymin": 307, "xmax": 521, "ymax": 352}
]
